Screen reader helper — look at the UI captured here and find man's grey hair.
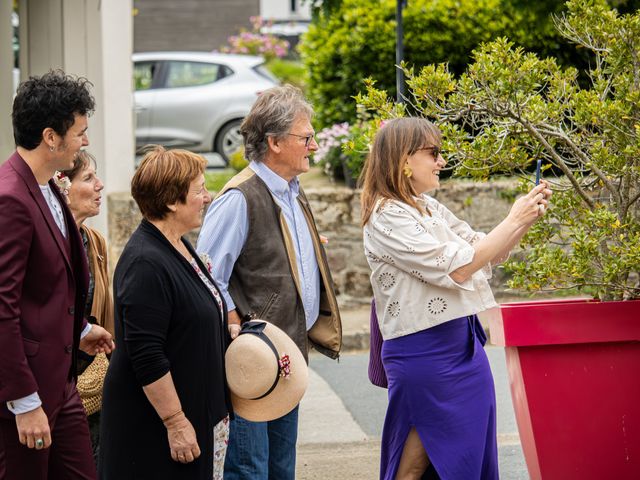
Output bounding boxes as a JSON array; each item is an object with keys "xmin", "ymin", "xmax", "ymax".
[{"xmin": 241, "ymin": 84, "xmax": 314, "ymax": 163}]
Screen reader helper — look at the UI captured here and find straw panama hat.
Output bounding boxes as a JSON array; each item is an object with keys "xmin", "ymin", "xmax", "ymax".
[{"xmin": 225, "ymin": 320, "xmax": 308, "ymax": 422}]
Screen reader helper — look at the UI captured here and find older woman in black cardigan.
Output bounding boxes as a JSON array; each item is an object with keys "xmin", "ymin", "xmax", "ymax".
[{"xmin": 99, "ymin": 146, "xmax": 231, "ymax": 480}]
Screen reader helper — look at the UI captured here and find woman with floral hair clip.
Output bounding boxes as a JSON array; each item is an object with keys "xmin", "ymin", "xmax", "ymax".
[
  {"xmin": 361, "ymin": 117, "xmax": 551, "ymax": 480},
  {"xmin": 55, "ymin": 150, "xmax": 112, "ymax": 461}
]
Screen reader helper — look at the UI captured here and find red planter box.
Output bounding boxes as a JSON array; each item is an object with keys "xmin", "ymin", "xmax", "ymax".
[{"xmin": 489, "ymin": 298, "xmax": 640, "ymax": 479}]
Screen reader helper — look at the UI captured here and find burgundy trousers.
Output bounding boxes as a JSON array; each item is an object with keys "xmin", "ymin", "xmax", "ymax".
[{"xmin": 0, "ymin": 381, "xmax": 96, "ymax": 480}]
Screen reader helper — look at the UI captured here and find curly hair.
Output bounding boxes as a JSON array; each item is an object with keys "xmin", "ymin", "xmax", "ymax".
[{"xmin": 12, "ymin": 70, "xmax": 95, "ymax": 150}]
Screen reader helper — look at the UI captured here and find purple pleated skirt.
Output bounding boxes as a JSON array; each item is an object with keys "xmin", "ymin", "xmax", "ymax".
[{"xmin": 380, "ymin": 315, "xmax": 498, "ymax": 480}]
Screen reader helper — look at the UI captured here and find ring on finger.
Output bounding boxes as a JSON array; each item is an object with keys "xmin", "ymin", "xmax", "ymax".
[{"xmin": 35, "ymin": 438, "xmax": 44, "ymax": 449}]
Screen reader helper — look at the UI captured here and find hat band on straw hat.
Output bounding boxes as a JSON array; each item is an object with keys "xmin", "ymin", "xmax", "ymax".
[{"xmin": 239, "ymin": 321, "xmax": 290, "ymax": 400}]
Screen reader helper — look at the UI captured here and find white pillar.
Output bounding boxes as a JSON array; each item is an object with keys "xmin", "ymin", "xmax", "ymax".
[
  {"xmin": 0, "ymin": 2, "xmax": 15, "ymax": 160},
  {"xmin": 97, "ymin": 0, "xmax": 135, "ymax": 203},
  {"xmin": 82, "ymin": 0, "xmax": 135, "ymax": 237}
]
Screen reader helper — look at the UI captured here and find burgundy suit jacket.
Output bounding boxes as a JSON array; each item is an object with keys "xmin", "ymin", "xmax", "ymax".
[{"xmin": 0, "ymin": 152, "xmax": 89, "ymax": 420}]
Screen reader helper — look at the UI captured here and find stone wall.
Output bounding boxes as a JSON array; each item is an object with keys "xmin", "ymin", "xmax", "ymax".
[{"xmin": 108, "ymin": 179, "xmax": 519, "ymax": 308}]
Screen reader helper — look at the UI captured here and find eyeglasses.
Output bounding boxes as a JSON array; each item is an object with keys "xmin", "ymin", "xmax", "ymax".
[
  {"xmin": 287, "ymin": 132, "xmax": 316, "ymax": 148},
  {"xmin": 415, "ymin": 146, "xmax": 444, "ymax": 158}
]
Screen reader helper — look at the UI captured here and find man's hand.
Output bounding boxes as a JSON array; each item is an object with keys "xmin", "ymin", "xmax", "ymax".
[
  {"xmin": 79, "ymin": 324, "xmax": 115, "ymax": 355},
  {"xmin": 15, "ymin": 407, "xmax": 51, "ymax": 449},
  {"xmin": 228, "ymin": 310, "xmax": 242, "ymax": 340}
]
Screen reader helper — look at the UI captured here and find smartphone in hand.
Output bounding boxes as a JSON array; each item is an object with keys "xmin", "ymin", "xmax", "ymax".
[
  {"xmin": 535, "ymin": 159, "xmax": 546, "ymax": 214},
  {"xmin": 535, "ymin": 159, "xmax": 542, "ymax": 186}
]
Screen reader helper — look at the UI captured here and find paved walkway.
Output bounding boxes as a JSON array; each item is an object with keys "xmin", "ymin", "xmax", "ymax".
[{"xmin": 297, "ymin": 361, "xmax": 377, "ymax": 479}]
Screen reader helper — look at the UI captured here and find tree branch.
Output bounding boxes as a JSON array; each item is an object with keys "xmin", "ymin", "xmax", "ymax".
[
  {"xmin": 516, "ymin": 118, "xmax": 595, "ymax": 209},
  {"xmin": 537, "ymin": 123, "xmax": 622, "ymax": 206}
]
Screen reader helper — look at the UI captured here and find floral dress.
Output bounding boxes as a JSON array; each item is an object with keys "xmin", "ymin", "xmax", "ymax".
[{"xmin": 190, "ymin": 257, "xmax": 229, "ymax": 480}]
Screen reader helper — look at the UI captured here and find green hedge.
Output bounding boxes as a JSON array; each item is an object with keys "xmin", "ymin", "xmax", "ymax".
[{"xmin": 300, "ymin": 0, "xmax": 639, "ymax": 129}]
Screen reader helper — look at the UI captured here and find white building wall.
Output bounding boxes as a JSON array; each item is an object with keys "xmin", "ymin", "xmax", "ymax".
[
  {"xmin": 260, "ymin": 0, "xmax": 311, "ymax": 21},
  {"xmin": 0, "ymin": 2, "xmax": 14, "ymax": 160}
]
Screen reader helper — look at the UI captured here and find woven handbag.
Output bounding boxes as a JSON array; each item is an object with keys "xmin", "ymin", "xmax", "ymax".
[
  {"xmin": 76, "ymin": 352, "xmax": 109, "ymax": 416},
  {"xmin": 368, "ymin": 299, "xmax": 388, "ymax": 389}
]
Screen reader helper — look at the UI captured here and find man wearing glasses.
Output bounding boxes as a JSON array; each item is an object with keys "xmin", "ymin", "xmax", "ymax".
[{"xmin": 197, "ymin": 84, "xmax": 342, "ymax": 480}]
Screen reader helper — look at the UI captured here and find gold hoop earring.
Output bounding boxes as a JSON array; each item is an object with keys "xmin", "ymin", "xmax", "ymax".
[{"xmin": 403, "ymin": 163, "xmax": 413, "ymax": 178}]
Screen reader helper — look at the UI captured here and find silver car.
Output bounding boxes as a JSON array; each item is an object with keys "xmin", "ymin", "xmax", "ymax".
[{"xmin": 133, "ymin": 51, "xmax": 278, "ymax": 164}]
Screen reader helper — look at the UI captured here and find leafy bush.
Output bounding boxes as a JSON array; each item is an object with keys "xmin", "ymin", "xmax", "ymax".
[
  {"xmin": 300, "ymin": 0, "xmax": 639, "ymax": 129},
  {"xmin": 205, "ymin": 170, "xmax": 236, "ymax": 192},
  {"xmin": 228, "ymin": 147, "xmax": 249, "ymax": 173},
  {"xmin": 351, "ymin": 0, "xmax": 640, "ymax": 301},
  {"xmin": 265, "ymin": 58, "xmax": 307, "ymax": 91}
]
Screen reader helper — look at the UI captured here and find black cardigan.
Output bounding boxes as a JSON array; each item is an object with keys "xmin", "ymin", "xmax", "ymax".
[{"xmin": 99, "ymin": 219, "xmax": 231, "ymax": 480}]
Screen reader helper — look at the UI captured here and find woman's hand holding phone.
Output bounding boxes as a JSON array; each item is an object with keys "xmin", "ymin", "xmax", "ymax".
[{"xmin": 534, "ymin": 159, "xmax": 548, "ymax": 214}]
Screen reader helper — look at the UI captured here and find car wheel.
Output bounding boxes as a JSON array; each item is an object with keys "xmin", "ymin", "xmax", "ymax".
[{"xmin": 215, "ymin": 120, "xmax": 243, "ymax": 165}]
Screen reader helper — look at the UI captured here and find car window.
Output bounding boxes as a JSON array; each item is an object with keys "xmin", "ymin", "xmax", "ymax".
[
  {"xmin": 220, "ymin": 65, "xmax": 234, "ymax": 79},
  {"xmin": 253, "ymin": 64, "xmax": 279, "ymax": 83},
  {"xmin": 165, "ymin": 61, "xmax": 221, "ymax": 88},
  {"xmin": 134, "ymin": 61, "xmax": 157, "ymax": 91}
]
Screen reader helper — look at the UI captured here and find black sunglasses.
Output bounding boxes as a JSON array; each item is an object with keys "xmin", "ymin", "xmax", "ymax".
[{"xmin": 415, "ymin": 146, "xmax": 444, "ymax": 157}]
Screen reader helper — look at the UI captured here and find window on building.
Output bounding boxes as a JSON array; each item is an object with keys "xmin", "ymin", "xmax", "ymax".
[{"xmin": 291, "ymin": 0, "xmax": 297, "ymax": 13}]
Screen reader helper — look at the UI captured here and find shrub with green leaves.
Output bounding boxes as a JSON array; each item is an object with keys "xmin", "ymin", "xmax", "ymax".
[
  {"xmin": 265, "ymin": 58, "xmax": 307, "ymax": 91},
  {"xmin": 228, "ymin": 147, "xmax": 249, "ymax": 173},
  {"xmin": 352, "ymin": 0, "xmax": 640, "ymax": 301},
  {"xmin": 300, "ymin": 0, "xmax": 640, "ymax": 130},
  {"xmin": 301, "ymin": 0, "xmax": 595, "ymax": 129}
]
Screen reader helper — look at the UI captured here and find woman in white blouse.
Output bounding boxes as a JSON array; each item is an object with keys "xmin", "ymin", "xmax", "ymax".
[{"xmin": 361, "ymin": 117, "xmax": 551, "ymax": 480}]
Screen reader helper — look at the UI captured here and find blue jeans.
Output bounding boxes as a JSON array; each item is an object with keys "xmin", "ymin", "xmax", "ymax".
[{"xmin": 223, "ymin": 406, "xmax": 299, "ymax": 480}]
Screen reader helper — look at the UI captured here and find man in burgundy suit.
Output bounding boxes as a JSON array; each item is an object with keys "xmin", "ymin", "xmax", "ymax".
[{"xmin": 0, "ymin": 71, "xmax": 114, "ymax": 479}]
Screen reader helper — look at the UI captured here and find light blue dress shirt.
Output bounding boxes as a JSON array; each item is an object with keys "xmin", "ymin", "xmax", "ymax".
[{"xmin": 197, "ymin": 161, "xmax": 320, "ymax": 331}]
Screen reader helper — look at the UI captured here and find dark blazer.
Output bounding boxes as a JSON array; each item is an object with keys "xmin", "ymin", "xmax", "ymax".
[
  {"xmin": 0, "ymin": 152, "xmax": 89, "ymax": 419},
  {"xmin": 99, "ymin": 219, "xmax": 231, "ymax": 480}
]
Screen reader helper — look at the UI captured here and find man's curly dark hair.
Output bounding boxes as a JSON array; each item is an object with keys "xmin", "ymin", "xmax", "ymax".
[{"xmin": 12, "ymin": 70, "xmax": 96, "ymax": 150}]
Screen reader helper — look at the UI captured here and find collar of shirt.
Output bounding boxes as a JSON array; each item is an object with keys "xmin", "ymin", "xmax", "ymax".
[
  {"xmin": 415, "ymin": 193, "xmax": 432, "ymax": 208},
  {"xmin": 249, "ymin": 160, "xmax": 300, "ymax": 201}
]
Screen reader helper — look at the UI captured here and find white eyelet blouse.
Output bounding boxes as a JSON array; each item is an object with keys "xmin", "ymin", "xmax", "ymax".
[{"xmin": 363, "ymin": 194, "xmax": 497, "ymax": 340}]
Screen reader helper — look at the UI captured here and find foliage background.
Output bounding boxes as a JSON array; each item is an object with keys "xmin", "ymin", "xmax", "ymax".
[
  {"xmin": 351, "ymin": 0, "xmax": 640, "ymax": 301},
  {"xmin": 300, "ymin": 0, "xmax": 640, "ymax": 129}
]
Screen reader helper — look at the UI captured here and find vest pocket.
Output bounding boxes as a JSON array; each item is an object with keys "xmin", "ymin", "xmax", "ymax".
[{"xmin": 258, "ymin": 293, "xmax": 279, "ymax": 319}]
